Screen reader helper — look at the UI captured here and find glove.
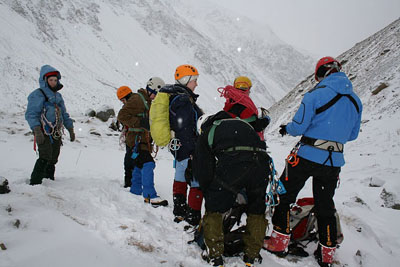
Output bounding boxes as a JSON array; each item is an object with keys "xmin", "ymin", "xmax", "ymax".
[
  {"xmin": 67, "ymin": 128, "xmax": 75, "ymax": 142},
  {"xmin": 33, "ymin": 126, "xmax": 45, "ymax": 145},
  {"xmin": 279, "ymin": 124, "xmax": 287, "ymax": 137},
  {"xmin": 253, "ymin": 116, "xmax": 270, "ymax": 132},
  {"xmin": 140, "ymin": 117, "xmax": 150, "ymax": 131},
  {"xmin": 184, "ymin": 158, "xmax": 194, "ymax": 184},
  {"xmin": 257, "ymin": 107, "xmax": 269, "ymax": 118}
]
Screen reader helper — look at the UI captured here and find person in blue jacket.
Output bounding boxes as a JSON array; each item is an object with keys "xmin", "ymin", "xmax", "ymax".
[
  {"xmin": 264, "ymin": 57, "xmax": 362, "ymax": 267},
  {"xmin": 160, "ymin": 64, "xmax": 204, "ymax": 226},
  {"xmin": 25, "ymin": 65, "xmax": 75, "ymax": 185}
]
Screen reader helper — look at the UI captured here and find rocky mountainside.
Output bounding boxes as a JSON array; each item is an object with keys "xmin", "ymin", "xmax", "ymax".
[
  {"xmin": 267, "ymin": 18, "xmax": 400, "ymax": 127},
  {"xmin": 0, "ymin": 0, "xmax": 313, "ymax": 115}
]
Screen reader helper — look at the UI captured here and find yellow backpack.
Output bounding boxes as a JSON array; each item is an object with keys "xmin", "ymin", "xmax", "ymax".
[{"xmin": 149, "ymin": 92, "xmax": 172, "ymax": 147}]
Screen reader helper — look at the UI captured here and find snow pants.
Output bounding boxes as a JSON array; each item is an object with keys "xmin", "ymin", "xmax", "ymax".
[
  {"xmin": 130, "ymin": 150, "xmax": 157, "ymax": 199},
  {"xmin": 203, "ymin": 151, "xmax": 270, "ymax": 260},
  {"xmin": 124, "ymin": 145, "xmax": 135, "ymax": 187},
  {"xmin": 30, "ymin": 135, "xmax": 61, "ymax": 185},
  {"xmin": 272, "ymin": 156, "xmax": 341, "ymax": 247}
]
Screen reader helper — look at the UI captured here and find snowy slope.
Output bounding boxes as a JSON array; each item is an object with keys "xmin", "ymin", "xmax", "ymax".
[
  {"xmin": 0, "ymin": 0, "xmax": 313, "ymax": 116},
  {"xmin": 1, "ymin": 1, "xmax": 400, "ymax": 267}
]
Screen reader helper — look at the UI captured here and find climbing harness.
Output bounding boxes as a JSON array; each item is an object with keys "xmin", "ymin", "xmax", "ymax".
[
  {"xmin": 131, "ymin": 135, "xmax": 141, "ymax": 159},
  {"xmin": 283, "ymin": 142, "xmax": 301, "ymax": 182},
  {"xmin": 34, "ymin": 89, "xmax": 63, "ymax": 151}
]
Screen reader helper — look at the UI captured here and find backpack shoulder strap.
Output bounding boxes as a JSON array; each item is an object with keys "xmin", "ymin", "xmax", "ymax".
[
  {"xmin": 316, "ymin": 94, "xmax": 359, "ymax": 114},
  {"xmin": 137, "ymin": 92, "xmax": 149, "ymax": 111},
  {"xmin": 38, "ymin": 89, "xmax": 49, "ymax": 102},
  {"xmin": 316, "ymin": 94, "xmax": 343, "ymax": 114},
  {"xmin": 207, "ymin": 118, "xmax": 254, "ymax": 148},
  {"xmin": 208, "ymin": 120, "xmax": 222, "ymax": 148},
  {"xmin": 344, "ymin": 95, "xmax": 360, "ymax": 113}
]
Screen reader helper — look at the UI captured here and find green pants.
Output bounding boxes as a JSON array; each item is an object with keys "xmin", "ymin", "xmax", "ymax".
[
  {"xmin": 30, "ymin": 136, "xmax": 62, "ymax": 185},
  {"xmin": 203, "ymin": 212, "xmax": 268, "ymax": 260}
]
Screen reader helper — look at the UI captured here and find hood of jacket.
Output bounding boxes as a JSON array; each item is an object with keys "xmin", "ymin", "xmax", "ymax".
[
  {"xmin": 39, "ymin": 65, "xmax": 63, "ymax": 91},
  {"xmin": 318, "ymin": 72, "xmax": 353, "ymax": 95}
]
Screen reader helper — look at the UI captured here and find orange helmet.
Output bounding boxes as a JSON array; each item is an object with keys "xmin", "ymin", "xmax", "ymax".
[
  {"xmin": 175, "ymin": 64, "xmax": 199, "ymax": 85},
  {"xmin": 117, "ymin": 86, "xmax": 132, "ymax": 100},
  {"xmin": 233, "ymin": 76, "xmax": 252, "ymax": 90}
]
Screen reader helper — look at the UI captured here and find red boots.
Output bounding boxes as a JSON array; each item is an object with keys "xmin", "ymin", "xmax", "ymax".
[
  {"xmin": 263, "ymin": 230, "xmax": 290, "ymax": 256},
  {"xmin": 314, "ymin": 243, "xmax": 336, "ymax": 267}
]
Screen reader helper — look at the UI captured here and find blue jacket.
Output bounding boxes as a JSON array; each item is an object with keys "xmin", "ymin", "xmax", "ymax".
[
  {"xmin": 161, "ymin": 84, "xmax": 203, "ymax": 161},
  {"xmin": 286, "ymin": 72, "xmax": 362, "ymax": 167},
  {"xmin": 25, "ymin": 65, "xmax": 73, "ymax": 130}
]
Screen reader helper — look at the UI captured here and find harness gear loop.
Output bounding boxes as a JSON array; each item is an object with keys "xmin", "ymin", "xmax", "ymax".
[
  {"xmin": 265, "ymin": 157, "xmax": 287, "ymax": 215},
  {"xmin": 131, "ymin": 135, "xmax": 142, "ymax": 159},
  {"xmin": 287, "ymin": 142, "xmax": 301, "ymax": 167}
]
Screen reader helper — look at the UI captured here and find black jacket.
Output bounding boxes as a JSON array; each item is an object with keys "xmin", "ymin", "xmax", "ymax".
[
  {"xmin": 161, "ymin": 84, "xmax": 203, "ymax": 161},
  {"xmin": 193, "ymin": 111, "xmax": 267, "ymax": 191}
]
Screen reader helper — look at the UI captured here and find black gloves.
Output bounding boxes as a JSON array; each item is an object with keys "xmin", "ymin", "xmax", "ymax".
[
  {"xmin": 140, "ymin": 117, "xmax": 150, "ymax": 130},
  {"xmin": 185, "ymin": 158, "xmax": 194, "ymax": 184},
  {"xmin": 67, "ymin": 128, "xmax": 75, "ymax": 142},
  {"xmin": 279, "ymin": 124, "xmax": 287, "ymax": 137},
  {"xmin": 33, "ymin": 126, "xmax": 45, "ymax": 145}
]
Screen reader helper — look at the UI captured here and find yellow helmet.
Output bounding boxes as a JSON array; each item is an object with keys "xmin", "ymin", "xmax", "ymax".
[{"xmin": 233, "ymin": 76, "xmax": 252, "ymax": 90}]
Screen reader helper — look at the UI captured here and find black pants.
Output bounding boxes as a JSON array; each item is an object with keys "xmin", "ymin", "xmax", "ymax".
[
  {"xmin": 204, "ymin": 151, "xmax": 270, "ymax": 215},
  {"xmin": 124, "ymin": 145, "xmax": 135, "ymax": 186},
  {"xmin": 272, "ymin": 157, "xmax": 340, "ymax": 247},
  {"xmin": 38, "ymin": 135, "xmax": 62, "ymax": 164}
]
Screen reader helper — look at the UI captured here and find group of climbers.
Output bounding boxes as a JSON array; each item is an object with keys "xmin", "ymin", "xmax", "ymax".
[{"xmin": 25, "ymin": 56, "xmax": 362, "ymax": 267}]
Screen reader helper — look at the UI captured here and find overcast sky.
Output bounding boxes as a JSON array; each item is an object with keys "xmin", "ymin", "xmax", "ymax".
[{"xmin": 216, "ymin": 0, "xmax": 400, "ymax": 58}]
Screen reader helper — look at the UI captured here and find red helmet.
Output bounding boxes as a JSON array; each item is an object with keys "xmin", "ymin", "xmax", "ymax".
[{"xmin": 315, "ymin": 56, "xmax": 342, "ymax": 81}]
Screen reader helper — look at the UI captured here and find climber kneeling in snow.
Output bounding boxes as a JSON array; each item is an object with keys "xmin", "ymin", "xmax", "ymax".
[
  {"xmin": 264, "ymin": 57, "xmax": 362, "ymax": 267},
  {"xmin": 25, "ymin": 65, "xmax": 75, "ymax": 185},
  {"xmin": 193, "ymin": 111, "xmax": 271, "ymax": 267},
  {"xmin": 117, "ymin": 79, "xmax": 168, "ymax": 207}
]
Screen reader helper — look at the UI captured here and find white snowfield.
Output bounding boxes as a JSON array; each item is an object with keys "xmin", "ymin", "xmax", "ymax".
[{"xmin": 1, "ymin": 0, "xmax": 400, "ymax": 266}]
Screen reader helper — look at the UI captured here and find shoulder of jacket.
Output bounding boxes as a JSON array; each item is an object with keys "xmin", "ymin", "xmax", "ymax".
[{"xmin": 308, "ymin": 84, "xmax": 326, "ymax": 94}]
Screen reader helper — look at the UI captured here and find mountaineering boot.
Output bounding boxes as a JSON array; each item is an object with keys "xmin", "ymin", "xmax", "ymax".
[
  {"xmin": 201, "ymin": 251, "xmax": 224, "ymax": 267},
  {"xmin": 173, "ymin": 193, "xmax": 187, "ymax": 222},
  {"xmin": 30, "ymin": 158, "xmax": 48, "ymax": 185},
  {"xmin": 210, "ymin": 256, "xmax": 224, "ymax": 267},
  {"xmin": 45, "ymin": 163, "xmax": 55, "ymax": 180},
  {"xmin": 243, "ymin": 254, "xmax": 255, "ymax": 267},
  {"xmin": 263, "ymin": 229, "xmax": 290, "ymax": 257},
  {"xmin": 185, "ymin": 206, "xmax": 201, "ymax": 226},
  {"xmin": 185, "ymin": 187, "xmax": 203, "ymax": 225},
  {"xmin": 144, "ymin": 196, "xmax": 168, "ymax": 207},
  {"xmin": 314, "ymin": 243, "xmax": 336, "ymax": 267},
  {"xmin": 124, "ymin": 175, "xmax": 132, "ymax": 188}
]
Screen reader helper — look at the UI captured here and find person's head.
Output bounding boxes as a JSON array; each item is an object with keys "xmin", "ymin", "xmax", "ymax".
[
  {"xmin": 44, "ymin": 71, "xmax": 60, "ymax": 91},
  {"xmin": 196, "ymin": 113, "xmax": 211, "ymax": 135},
  {"xmin": 146, "ymin": 77, "xmax": 165, "ymax": 100},
  {"xmin": 233, "ymin": 76, "xmax": 252, "ymax": 95},
  {"xmin": 175, "ymin": 64, "xmax": 199, "ymax": 92},
  {"xmin": 315, "ymin": 56, "xmax": 342, "ymax": 82},
  {"xmin": 117, "ymin": 86, "xmax": 132, "ymax": 104}
]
